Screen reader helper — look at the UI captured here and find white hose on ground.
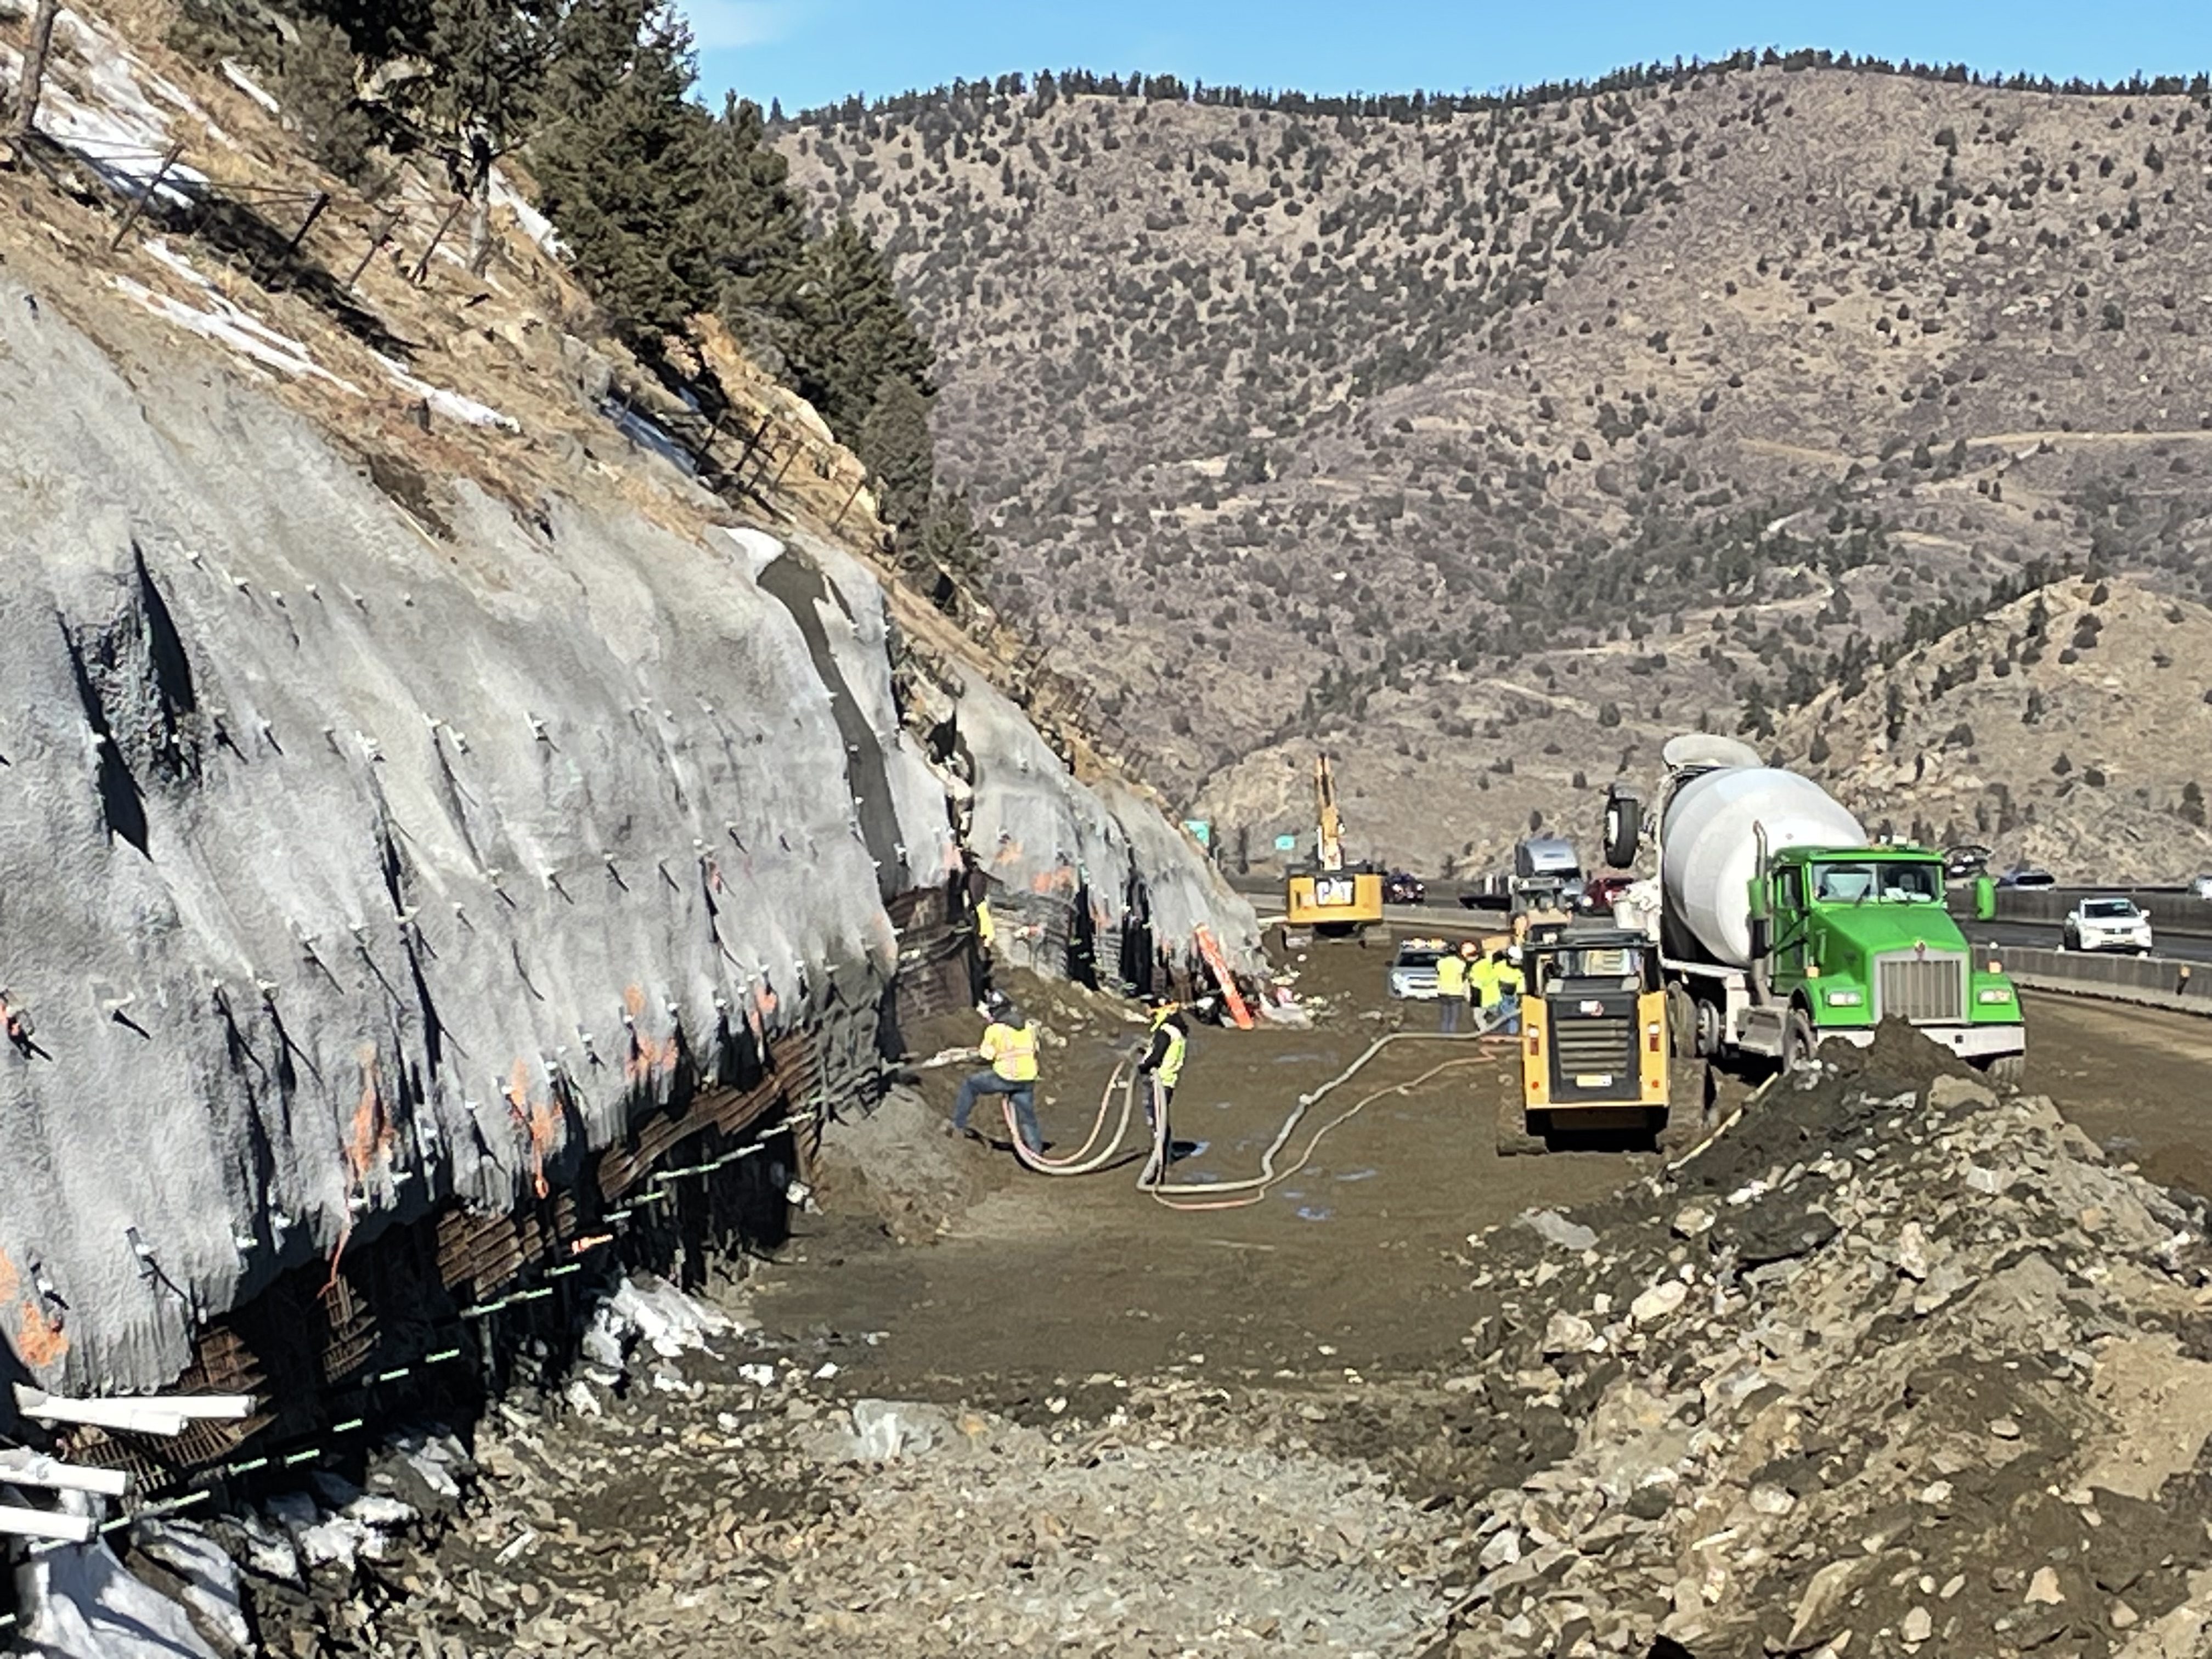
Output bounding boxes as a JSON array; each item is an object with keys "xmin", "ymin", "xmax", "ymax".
[
  {"xmin": 1004, "ymin": 1012, "xmax": 1516, "ymax": 1207},
  {"xmin": 1008, "ymin": 1056, "xmax": 1143, "ymax": 1176}
]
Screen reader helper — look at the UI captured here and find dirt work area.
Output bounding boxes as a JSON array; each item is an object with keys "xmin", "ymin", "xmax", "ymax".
[
  {"xmin": 762, "ymin": 945, "xmax": 1656, "ymax": 1396},
  {"xmin": 168, "ymin": 977, "xmax": 2212, "ymax": 1658}
]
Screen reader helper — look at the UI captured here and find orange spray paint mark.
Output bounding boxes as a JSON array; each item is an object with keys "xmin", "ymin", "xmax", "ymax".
[
  {"xmin": 506, "ymin": 1058, "xmax": 561, "ymax": 1198},
  {"xmin": 619, "ymin": 984, "xmax": 678, "ymax": 1087},
  {"xmin": 0, "ymin": 1250, "xmax": 67, "ymax": 1370}
]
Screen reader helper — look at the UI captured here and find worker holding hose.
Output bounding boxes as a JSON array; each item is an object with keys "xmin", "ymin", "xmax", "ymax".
[
  {"xmin": 1138, "ymin": 996, "xmax": 1190, "ymax": 1127},
  {"xmin": 949, "ymin": 992, "xmax": 1043, "ymax": 1154}
]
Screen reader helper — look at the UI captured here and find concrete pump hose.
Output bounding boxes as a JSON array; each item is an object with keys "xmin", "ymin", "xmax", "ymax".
[
  {"xmin": 1008, "ymin": 1057, "xmax": 1143, "ymax": 1176},
  {"xmin": 1140, "ymin": 1051, "xmax": 1500, "ymax": 1211},
  {"xmin": 1141, "ymin": 1017, "xmax": 1513, "ymax": 1210}
]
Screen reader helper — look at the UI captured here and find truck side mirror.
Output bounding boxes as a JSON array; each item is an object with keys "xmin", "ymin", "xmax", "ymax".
[{"xmin": 1748, "ymin": 915, "xmax": 1772, "ymax": 960}]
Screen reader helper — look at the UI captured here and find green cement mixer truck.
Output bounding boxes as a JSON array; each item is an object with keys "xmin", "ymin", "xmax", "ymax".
[{"xmin": 1602, "ymin": 736, "xmax": 2025, "ymax": 1082}]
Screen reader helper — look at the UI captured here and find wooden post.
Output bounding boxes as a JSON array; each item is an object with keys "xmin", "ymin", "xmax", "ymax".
[
  {"xmin": 730, "ymin": 413, "xmax": 772, "ymax": 472},
  {"xmin": 342, "ymin": 211, "xmax": 397, "ymax": 291},
  {"xmin": 830, "ymin": 472, "xmax": 866, "ymax": 531},
  {"xmin": 283, "ymin": 190, "xmax": 331, "ymax": 259},
  {"xmin": 11, "ymin": 0, "xmax": 60, "ymax": 140},
  {"xmin": 108, "ymin": 140, "xmax": 184, "ymax": 250},
  {"xmin": 689, "ymin": 404, "xmax": 727, "ymax": 469},
  {"xmin": 410, "ymin": 196, "xmax": 468, "ymax": 285}
]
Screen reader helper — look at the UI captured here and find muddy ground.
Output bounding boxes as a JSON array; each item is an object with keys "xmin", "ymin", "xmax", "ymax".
[
  {"xmin": 761, "ymin": 939, "xmax": 1659, "ymax": 1394},
  {"xmin": 221, "ymin": 955, "xmax": 2212, "ymax": 1659}
]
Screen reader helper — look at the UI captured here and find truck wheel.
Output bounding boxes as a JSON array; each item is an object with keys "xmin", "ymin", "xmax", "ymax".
[
  {"xmin": 1494, "ymin": 1098, "xmax": 1547, "ymax": 1158},
  {"xmin": 1983, "ymin": 1053, "xmax": 2026, "ymax": 1087},
  {"xmin": 1666, "ymin": 983, "xmax": 1700, "ymax": 1058},
  {"xmin": 1782, "ymin": 1009, "xmax": 1818, "ymax": 1074}
]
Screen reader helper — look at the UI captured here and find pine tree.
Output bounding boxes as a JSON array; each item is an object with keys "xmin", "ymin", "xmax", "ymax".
[
  {"xmin": 917, "ymin": 488, "xmax": 990, "ymax": 582},
  {"xmin": 1736, "ymin": 681, "xmax": 1775, "ymax": 740},
  {"xmin": 788, "ymin": 217, "xmax": 934, "ymax": 437},
  {"xmin": 531, "ymin": 0, "xmax": 709, "ymax": 342},
  {"xmin": 695, "ymin": 94, "xmax": 809, "ymax": 360},
  {"xmin": 425, "ymin": 0, "xmax": 556, "ymax": 272},
  {"xmin": 859, "ymin": 375, "xmax": 934, "ymax": 531}
]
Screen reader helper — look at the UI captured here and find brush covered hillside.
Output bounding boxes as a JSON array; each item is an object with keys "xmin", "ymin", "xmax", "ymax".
[
  {"xmin": 1778, "ymin": 576, "xmax": 2212, "ymax": 882},
  {"xmin": 780, "ymin": 62, "xmax": 2212, "ymax": 873}
]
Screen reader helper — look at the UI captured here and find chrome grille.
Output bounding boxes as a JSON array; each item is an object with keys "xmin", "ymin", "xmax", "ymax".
[{"xmin": 1876, "ymin": 953, "xmax": 1966, "ymax": 1024}]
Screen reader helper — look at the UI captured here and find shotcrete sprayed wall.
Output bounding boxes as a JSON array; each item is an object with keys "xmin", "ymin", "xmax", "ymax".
[
  {"xmin": 953, "ymin": 681, "xmax": 1261, "ymax": 986},
  {"xmin": 0, "ymin": 286, "xmax": 1256, "ymax": 1398}
]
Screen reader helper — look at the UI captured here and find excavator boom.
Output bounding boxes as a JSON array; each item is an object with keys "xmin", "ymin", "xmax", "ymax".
[{"xmin": 1284, "ymin": 752, "xmax": 1383, "ymax": 934}]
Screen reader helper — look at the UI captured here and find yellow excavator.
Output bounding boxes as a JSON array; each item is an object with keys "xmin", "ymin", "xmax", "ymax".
[{"xmin": 1284, "ymin": 755, "xmax": 1384, "ymax": 935}]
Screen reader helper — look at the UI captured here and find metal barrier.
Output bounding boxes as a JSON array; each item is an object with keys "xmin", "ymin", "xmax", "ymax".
[
  {"xmin": 1957, "ymin": 886, "xmax": 2212, "ymax": 939},
  {"xmin": 1999, "ymin": 944, "xmax": 2212, "ymax": 1016}
]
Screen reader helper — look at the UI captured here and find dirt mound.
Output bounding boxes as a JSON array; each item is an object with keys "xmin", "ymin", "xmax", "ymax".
[{"xmin": 814, "ymin": 1088, "xmax": 988, "ymax": 1243}]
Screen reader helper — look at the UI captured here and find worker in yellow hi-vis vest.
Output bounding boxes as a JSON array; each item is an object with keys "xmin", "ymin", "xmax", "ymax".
[
  {"xmin": 1138, "ymin": 996, "xmax": 1190, "ymax": 1124},
  {"xmin": 1434, "ymin": 945, "xmax": 1469, "ymax": 1034},
  {"xmin": 950, "ymin": 990, "xmax": 1042, "ymax": 1154}
]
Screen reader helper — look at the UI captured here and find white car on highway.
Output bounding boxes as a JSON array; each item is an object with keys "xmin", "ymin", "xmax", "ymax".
[
  {"xmin": 1387, "ymin": 939, "xmax": 1448, "ymax": 1000},
  {"xmin": 2062, "ymin": 896, "xmax": 2154, "ymax": 955}
]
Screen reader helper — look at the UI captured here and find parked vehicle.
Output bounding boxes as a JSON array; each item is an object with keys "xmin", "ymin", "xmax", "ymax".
[
  {"xmin": 2063, "ymin": 896, "xmax": 2154, "ymax": 955},
  {"xmin": 1383, "ymin": 870, "xmax": 1427, "ymax": 905},
  {"xmin": 1943, "ymin": 843, "xmax": 1993, "ymax": 881},
  {"xmin": 1511, "ymin": 835, "xmax": 1585, "ymax": 916},
  {"xmin": 1386, "ymin": 938, "xmax": 1448, "ymax": 1000},
  {"xmin": 1997, "ymin": 866, "xmax": 2056, "ymax": 889},
  {"xmin": 1579, "ymin": 873, "xmax": 1637, "ymax": 915},
  {"xmin": 1601, "ymin": 735, "xmax": 2025, "ymax": 1082}
]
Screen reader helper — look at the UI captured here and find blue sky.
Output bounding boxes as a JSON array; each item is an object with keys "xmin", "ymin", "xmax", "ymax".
[{"xmin": 686, "ymin": 1, "xmax": 2212, "ymax": 114}]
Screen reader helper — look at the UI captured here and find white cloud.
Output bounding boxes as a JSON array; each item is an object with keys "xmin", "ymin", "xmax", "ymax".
[{"xmin": 681, "ymin": 0, "xmax": 802, "ymax": 51}]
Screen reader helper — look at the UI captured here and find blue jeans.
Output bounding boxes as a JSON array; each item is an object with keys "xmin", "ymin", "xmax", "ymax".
[
  {"xmin": 1493, "ymin": 993, "xmax": 1521, "ymax": 1035},
  {"xmin": 953, "ymin": 1071, "xmax": 1040, "ymax": 1151},
  {"xmin": 1438, "ymin": 996, "xmax": 1462, "ymax": 1034}
]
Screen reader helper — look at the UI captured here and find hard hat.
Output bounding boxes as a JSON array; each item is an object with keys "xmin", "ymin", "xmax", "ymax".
[{"xmin": 1507, "ymin": 945, "xmax": 1523, "ymax": 964}]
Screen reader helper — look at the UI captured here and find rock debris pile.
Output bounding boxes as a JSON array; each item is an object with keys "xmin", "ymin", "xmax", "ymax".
[
  {"xmin": 1434, "ymin": 1033, "xmax": 2212, "ymax": 1658},
  {"xmin": 228, "ymin": 1296, "xmax": 1460, "ymax": 1658}
]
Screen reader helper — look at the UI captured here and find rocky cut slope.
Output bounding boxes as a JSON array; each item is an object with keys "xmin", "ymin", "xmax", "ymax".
[
  {"xmin": 784, "ymin": 66, "xmax": 2212, "ymax": 870},
  {"xmin": 0, "ymin": 6, "xmax": 1259, "ymax": 1396}
]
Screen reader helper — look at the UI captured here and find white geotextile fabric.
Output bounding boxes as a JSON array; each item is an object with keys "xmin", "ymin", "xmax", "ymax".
[{"xmin": 0, "ymin": 285, "xmax": 1259, "ymax": 1391}]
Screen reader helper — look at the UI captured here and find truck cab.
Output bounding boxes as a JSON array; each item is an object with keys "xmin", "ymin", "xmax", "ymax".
[{"xmin": 1753, "ymin": 844, "xmax": 2023, "ymax": 1075}]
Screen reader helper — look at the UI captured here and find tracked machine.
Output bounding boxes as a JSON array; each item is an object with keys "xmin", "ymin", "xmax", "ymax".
[{"xmin": 1498, "ymin": 927, "xmax": 1711, "ymax": 1155}]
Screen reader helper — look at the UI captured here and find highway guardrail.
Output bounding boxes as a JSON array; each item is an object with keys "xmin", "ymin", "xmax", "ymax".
[
  {"xmin": 1951, "ymin": 887, "xmax": 2212, "ymax": 940},
  {"xmin": 1997, "ymin": 944, "xmax": 2212, "ymax": 1017}
]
